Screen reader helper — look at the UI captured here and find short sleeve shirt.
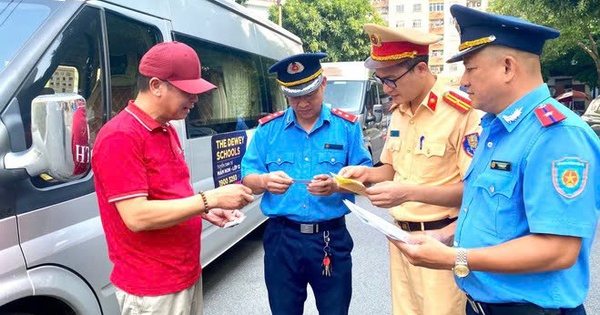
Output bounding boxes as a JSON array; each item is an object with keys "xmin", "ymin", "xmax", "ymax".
[
  {"xmin": 380, "ymin": 81, "xmax": 481, "ymax": 222},
  {"xmin": 454, "ymin": 84, "xmax": 600, "ymax": 307},
  {"xmin": 241, "ymin": 106, "xmax": 372, "ymax": 222},
  {"xmin": 92, "ymin": 101, "xmax": 201, "ymax": 296}
]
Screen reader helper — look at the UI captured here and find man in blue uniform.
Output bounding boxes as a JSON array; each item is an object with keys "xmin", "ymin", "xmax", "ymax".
[
  {"xmin": 241, "ymin": 52, "xmax": 372, "ymax": 315},
  {"xmin": 390, "ymin": 5, "xmax": 600, "ymax": 315}
]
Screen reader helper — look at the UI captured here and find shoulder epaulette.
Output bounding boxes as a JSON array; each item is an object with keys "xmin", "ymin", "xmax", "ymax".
[
  {"xmin": 534, "ymin": 104, "xmax": 566, "ymax": 127},
  {"xmin": 442, "ymin": 90, "xmax": 472, "ymax": 113},
  {"xmin": 426, "ymin": 92, "xmax": 438, "ymax": 111},
  {"xmin": 331, "ymin": 108, "xmax": 358, "ymax": 123},
  {"xmin": 258, "ymin": 111, "xmax": 285, "ymax": 125}
]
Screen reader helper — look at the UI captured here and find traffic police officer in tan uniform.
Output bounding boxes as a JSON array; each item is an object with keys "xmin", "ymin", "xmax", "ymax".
[{"xmin": 340, "ymin": 25, "xmax": 481, "ymax": 315}]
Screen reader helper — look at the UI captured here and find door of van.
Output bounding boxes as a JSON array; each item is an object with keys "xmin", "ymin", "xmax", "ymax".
[
  {"xmin": 363, "ymin": 80, "xmax": 387, "ymax": 165},
  {"xmin": 0, "ymin": 1, "xmax": 168, "ymax": 313}
]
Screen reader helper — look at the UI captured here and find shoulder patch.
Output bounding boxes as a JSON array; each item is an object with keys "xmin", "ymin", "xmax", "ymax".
[
  {"xmin": 331, "ymin": 108, "xmax": 358, "ymax": 123},
  {"xmin": 442, "ymin": 90, "xmax": 472, "ymax": 113},
  {"xmin": 534, "ymin": 104, "xmax": 566, "ymax": 127},
  {"xmin": 258, "ymin": 111, "xmax": 285, "ymax": 125},
  {"xmin": 427, "ymin": 92, "xmax": 438, "ymax": 111}
]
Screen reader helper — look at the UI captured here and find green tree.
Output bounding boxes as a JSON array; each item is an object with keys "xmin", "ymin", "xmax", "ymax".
[
  {"xmin": 268, "ymin": 0, "xmax": 385, "ymax": 62},
  {"xmin": 489, "ymin": 0, "xmax": 600, "ymax": 89}
]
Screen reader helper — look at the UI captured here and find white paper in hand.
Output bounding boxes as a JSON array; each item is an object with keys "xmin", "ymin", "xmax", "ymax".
[
  {"xmin": 342, "ymin": 199, "xmax": 410, "ymax": 243},
  {"xmin": 223, "ymin": 213, "xmax": 246, "ymax": 228}
]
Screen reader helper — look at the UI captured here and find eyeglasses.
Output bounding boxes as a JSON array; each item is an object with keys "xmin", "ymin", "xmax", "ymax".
[{"xmin": 372, "ymin": 62, "xmax": 419, "ymax": 88}]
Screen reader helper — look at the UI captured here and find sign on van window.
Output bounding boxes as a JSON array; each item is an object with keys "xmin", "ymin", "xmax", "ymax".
[{"xmin": 211, "ymin": 131, "xmax": 247, "ymax": 187}]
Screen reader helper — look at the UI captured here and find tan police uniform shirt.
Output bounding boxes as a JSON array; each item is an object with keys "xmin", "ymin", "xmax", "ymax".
[{"xmin": 380, "ymin": 81, "xmax": 481, "ymax": 222}]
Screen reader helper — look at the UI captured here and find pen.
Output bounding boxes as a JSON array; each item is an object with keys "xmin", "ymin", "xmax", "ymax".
[{"xmin": 419, "ymin": 136, "xmax": 425, "ymax": 150}]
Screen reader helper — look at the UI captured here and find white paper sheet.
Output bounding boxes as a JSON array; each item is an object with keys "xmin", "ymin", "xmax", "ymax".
[{"xmin": 343, "ymin": 199, "xmax": 410, "ymax": 243}]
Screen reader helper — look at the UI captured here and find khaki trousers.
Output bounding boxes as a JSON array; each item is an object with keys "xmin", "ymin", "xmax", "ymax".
[
  {"xmin": 115, "ymin": 277, "xmax": 203, "ymax": 315},
  {"xmin": 389, "ymin": 242, "xmax": 466, "ymax": 315}
]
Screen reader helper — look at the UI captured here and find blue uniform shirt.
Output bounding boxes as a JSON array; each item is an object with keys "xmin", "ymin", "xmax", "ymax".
[
  {"xmin": 455, "ymin": 84, "xmax": 600, "ymax": 308},
  {"xmin": 241, "ymin": 106, "xmax": 372, "ymax": 222}
]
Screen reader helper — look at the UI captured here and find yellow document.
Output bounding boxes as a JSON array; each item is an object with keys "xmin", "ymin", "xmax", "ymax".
[{"xmin": 331, "ymin": 173, "xmax": 367, "ymax": 196}]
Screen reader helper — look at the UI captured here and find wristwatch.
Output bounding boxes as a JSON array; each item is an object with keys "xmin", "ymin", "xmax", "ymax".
[{"xmin": 453, "ymin": 248, "xmax": 470, "ymax": 278}]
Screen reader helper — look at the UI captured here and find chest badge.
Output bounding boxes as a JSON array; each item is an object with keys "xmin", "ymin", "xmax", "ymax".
[{"xmin": 490, "ymin": 160, "xmax": 511, "ymax": 171}]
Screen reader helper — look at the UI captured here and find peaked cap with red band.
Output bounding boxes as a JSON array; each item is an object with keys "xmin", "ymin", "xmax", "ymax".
[{"xmin": 363, "ymin": 24, "xmax": 441, "ymax": 69}]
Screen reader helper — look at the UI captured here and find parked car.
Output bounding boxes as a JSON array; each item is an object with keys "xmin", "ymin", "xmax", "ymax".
[{"xmin": 581, "ymin": 96, "xmax": 600, "ymax": 136}]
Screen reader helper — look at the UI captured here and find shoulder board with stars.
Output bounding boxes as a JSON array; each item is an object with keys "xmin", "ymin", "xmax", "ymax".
[
  {"xmin": 442, "ymin": 90, "xmax": 472, "ymax": 113},
  {"xmin": 331, "ymin": 108, "xmax": 358, "ymax": 123},
  {"xmin": 258, "ymin": 111, "xmax": 285, "ymax": 125},
  {"xmin": 534, "ymin": 104, "xmax": 566, "ymax": 127}
]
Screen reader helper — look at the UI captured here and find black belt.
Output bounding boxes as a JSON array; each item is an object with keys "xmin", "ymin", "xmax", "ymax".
[
  {"xmin": 271, "ymin": 216, "xmax": 346, "ymax": 234},
  {"xmin": 395, "ymin": 217, "xmax": 457, "ymax": 232},
  {"xmin": 467, "ymin": 295, "xmax": 576, "ymax": 315}
]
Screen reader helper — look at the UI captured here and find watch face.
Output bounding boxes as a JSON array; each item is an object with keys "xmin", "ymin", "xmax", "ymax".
[{"xmin": 454, "ymin": 265, "xmax": 470, "ymax": 278}]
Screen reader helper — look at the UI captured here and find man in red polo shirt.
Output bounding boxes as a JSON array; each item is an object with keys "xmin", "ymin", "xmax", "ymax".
[{"xmin": 92, "ymin": 41, "xmax": 254, "ymax": 315}]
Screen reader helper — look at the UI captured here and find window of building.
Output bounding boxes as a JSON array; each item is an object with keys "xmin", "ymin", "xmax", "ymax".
[
  {"xmin": 430, "ymin": 65, "xmax": 444, "ymax": 74},
  {"xmin": 467, "ymin": 1, "xmax": 482, "ymax": 8},
  {"xmin": 431, "ymin": 49, "xmax": 444, "ymax": 57},
  {"xmin": 430, "ymin": 19, "xmax": 444, "ymax": 28},
  {"xmin": 429, "ymin": 3, "xmax": 444, "ymax": 12},
  {"xmin": 413, "ymin": 4, "xmax": 421, "ymax": 12},
  {"xmin": 396, "ymin": 5, "xmax": 404, "ymax": 13},
  {"xmin": 413, "ymin": 20, "xmax": 422, "ymax": 28},
  {"xmin": 396, "ymin": 20, "xmax": 405, "ymax": 28}
]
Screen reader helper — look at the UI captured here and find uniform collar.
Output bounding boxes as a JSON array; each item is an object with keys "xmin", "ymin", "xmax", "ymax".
[
  {"xmin": 398, "ymin": 81, "xmax": 443, "ymax": 115},
  {"xmin": 496, "ymin": 83, "xmax": 551, "ymax": 132},
  {"xmin": 124, "ymin": 101, "xmax": 168, "ymax": 131},
  {"xmin": 283, "ymin": 104, "xmax": 330, "ymax": 130}
]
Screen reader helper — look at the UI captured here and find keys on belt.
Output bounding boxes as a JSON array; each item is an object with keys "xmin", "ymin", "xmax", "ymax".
[{"xmin": 395, "ymin": 217, "xmax": 457, "ymax": 232}]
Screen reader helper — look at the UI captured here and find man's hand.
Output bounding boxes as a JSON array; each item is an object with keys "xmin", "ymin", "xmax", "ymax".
[
  {"xmin": 203, "ymin": 209, "xmax": 244, "ymax": 227},
  {"xmin": 338, "ymin": 165, "xmax": 370, "ymax": 183},
  {"xmin": 365, "ymin": 181, "xmax": 414, "ymax": 208},
  {"xmin": 262, "ymin": 171, "xmax": 293, "ymax": 194},
  {"xmin": 307, "ymin": 174, "xmax": 337, "ymax": 196},
  {"xmin": 206, "ymin": 184, "xmax": 254, "ymax": 210},
  {"xmin": 389, "ymin": 234, "xmax": 455, "ymax": 270}
]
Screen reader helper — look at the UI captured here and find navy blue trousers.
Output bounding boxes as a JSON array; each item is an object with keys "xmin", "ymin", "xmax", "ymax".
[{"xmin": 263, "ymin": 218, "xmax": 353, "ymax": 315}]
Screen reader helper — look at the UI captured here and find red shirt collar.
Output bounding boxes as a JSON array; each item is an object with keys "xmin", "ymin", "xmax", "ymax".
[{"xmin": 124, "ymin": 100, "xmax": 168, "ymax": 131}]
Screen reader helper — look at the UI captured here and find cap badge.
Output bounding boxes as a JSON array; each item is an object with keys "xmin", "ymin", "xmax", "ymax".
[
  {"xmin": 287, "ymin": 62, "xmax": 304, "ymax": 75},
  {"xmin": 458, "ymin": 35, "xmax": 497, "ymax": 51},
  {"xmin": 369, "ymin": 33, "xmax": 382, "ymax": 46}
]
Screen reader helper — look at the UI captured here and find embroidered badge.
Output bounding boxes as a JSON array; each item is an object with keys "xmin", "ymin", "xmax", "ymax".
[
  {"xmin": 490, "ymin": 160, "xmax": 511, "ymax": 171},
  {"xmin": 552, "ymin": 157, "xmax": 589, "ymax": 198},
  {"xmin": 287, "ymin": 62, "xmax": 304, "ymax": 75},
  {"xmin": 390, "ymin": 130, "xmax": 400, "ymax": 137},
  {"xmin": 427, "ymin": 92, "xmax": 438, "ymax": 111},
  {"xmin": 502, "ymin": 107, "xmax": 522, "ymax": 123},
  {"xmin": 462, "ymin": 133, "xmax": 479, "ymax": 157}
]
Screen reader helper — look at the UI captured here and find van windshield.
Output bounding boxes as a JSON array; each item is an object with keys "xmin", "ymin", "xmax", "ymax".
[
  {"xmin": 0, "ymin": 0, "xmax": 55, "ymax": 74},
  {"xmin": 323, "ymin": 80, "xmax": 365, "ymax": 114}
]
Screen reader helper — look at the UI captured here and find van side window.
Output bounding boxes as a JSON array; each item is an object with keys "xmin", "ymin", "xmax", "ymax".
[
  {"xmin": 262, "ymin": 57, "xmax": 288, "ymax": 112},
  {"xmin": 13, "ymin": 6, "xmax": 104, "ymax": 187},
  {"xmin": 105, "ymin": 12, "xmax": 161, "ymax": 119},
  {"xmin": 175, "ymin": 35, "xmax": 263, "ymax": 138}
]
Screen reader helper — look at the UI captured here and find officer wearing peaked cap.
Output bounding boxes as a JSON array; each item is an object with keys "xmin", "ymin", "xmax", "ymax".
[
  {"xmin": 339, "ymin": 24, "xmax": 481, "ymax": 315},
  {"xmin": 391, "ymin": 5, "xmax": 600, "ymax": 315},
  {"xmin": 241, "ymin": 52, "xmax": 372, "ymax": 315}
]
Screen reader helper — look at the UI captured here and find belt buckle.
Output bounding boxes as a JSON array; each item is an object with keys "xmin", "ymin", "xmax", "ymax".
[
  {"xmin": 300, "ymin": 223, "xmax": 316, "ymax": 234},
  {"xmin": 467, "ymin": 296, "xmax": 487, "ymax": 315},
  {"xmin": 399, "ymin": 222, "xmax": 410, "ymax": 231}
]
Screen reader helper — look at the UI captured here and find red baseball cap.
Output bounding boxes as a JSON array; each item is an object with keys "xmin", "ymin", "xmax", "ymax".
[{"xmin": 139, "ymin": 41, "xmax": 216, "ymax": 94}]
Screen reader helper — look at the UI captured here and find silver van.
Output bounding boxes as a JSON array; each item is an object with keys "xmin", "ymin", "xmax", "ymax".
[
  {"xmin": 0, "ymin": 0, "xmax": 301, "ymax": 314},
  {"xmin": 321, "ymin": 62, "xmax": 388, "ymax": 165}
]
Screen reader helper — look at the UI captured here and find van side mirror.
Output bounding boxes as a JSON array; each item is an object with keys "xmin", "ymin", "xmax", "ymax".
[
  {"xmin": 4, "ymin": 93, "xmax": 91, "ymax": 182},
  {"xmin": 373, "ymin": 104, "xmax": 383, "ymax": 123}
]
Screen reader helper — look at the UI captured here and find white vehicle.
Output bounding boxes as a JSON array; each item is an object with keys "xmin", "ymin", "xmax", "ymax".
[
  {"xmin": 0, "ymin": 0, "xmax": 301, "ymax": 314},
  {"xmin": 321, "ymin": 62, "xmax": 388, "ymax": 165},
  {"xmin": 581, "ymin": 96, "xmax": 600, "ymax": 136}
]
